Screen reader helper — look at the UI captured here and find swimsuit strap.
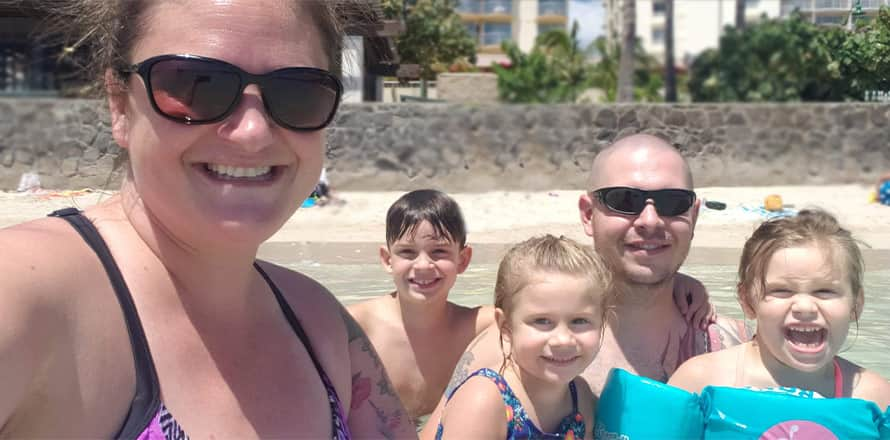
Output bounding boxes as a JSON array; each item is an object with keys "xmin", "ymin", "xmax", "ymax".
[
  {"xmin": 49, "ymin": 208, "xmax": 161, "ymax": 439},
  {"xmin": 833, "ymin": 358, "xmax": 843, "ymax": 398},
  {"xmin": 568, "ymin": 380, "xmax": 579, "ymax": 413},
  {"xmin": 254, "ymin": 263, "xmax": 351, "ymax": 440}
]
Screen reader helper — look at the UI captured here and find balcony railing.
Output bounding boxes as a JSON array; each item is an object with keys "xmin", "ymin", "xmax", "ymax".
[
  {"xmin": 539, "ymin": 0, "xmax": 567, "ymax": 16},
  {"xmin": 782, "ymin": 0, "xmax": 888, "ymax": 14}
]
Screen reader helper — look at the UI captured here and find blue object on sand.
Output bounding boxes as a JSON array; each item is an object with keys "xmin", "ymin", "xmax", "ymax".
[
  {"xmin": 879, "ymin": 180, "xmax": 890, "ymax": 206},
  {"xmin": 301, "ymin": 197, "xmax": 317, "ymax": 208}
]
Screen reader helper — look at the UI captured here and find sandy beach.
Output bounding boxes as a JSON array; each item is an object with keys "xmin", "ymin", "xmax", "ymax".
[{"xmin": 1, "ymin": 184, "xmax": 887, "ymax": 267}]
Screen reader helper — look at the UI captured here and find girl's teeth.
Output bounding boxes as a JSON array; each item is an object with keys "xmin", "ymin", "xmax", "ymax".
[{"xmin": 206, "ymin": 164, "xmax": 272, "ymax": 179}]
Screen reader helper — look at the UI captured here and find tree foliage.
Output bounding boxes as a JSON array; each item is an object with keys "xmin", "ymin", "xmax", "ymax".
[
  {"xmin": 689, "ymin": 8, "xmax": 890, "ymax": 101},
  {"xmin": 493, "ymin": 23, "xmax": 591, "ymax": 103},
  {"xmin": 387, "ymin": 0, "xmax": 476, "ymax": 81}
]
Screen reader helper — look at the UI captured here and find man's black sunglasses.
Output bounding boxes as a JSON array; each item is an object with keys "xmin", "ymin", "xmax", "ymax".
[
  {"xmin": 592, "ymin": 186, "xmax": 696, "ymax": 216},
  {"xmin": 119, "ymin": 54, "xmax": 343, "ymax": 132}
]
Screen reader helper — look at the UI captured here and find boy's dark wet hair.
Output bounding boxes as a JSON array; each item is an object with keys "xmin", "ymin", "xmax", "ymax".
[{"xmin": 386, "ymin": 190, "xmax": 467, "ymax": 248}]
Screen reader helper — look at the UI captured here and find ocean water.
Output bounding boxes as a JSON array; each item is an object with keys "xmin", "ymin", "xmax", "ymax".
[{"xmin": 283, "ymin": 260, "xmax": 890, "ymax": 378}]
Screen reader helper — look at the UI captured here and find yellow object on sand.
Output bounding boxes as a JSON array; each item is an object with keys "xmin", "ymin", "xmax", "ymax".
[
  {"xmin": 869, "ymin": 190, "xmax": 878, "ymax": 203},
  {"xmin": 764, "ymin": 194, "xmax": 783, "ymax": 212}
]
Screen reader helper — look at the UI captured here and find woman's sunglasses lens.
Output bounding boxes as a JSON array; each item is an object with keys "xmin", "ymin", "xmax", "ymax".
[
  {"xmin": 265, "ymin": 73, "xmax": 339, "ymax": 129},
  {"xmin": 149, "ymin": 59, "xmax": 240, "ymax": 122}
]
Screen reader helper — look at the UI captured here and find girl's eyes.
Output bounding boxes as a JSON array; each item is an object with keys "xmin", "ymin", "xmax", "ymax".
[
  {"xmin": 532, "ymin": 318, "xmax": 552, "ymax": 326},
  {"xmin": 570, "ymin": 317, "xmax": 593, "ymax": 326},
  {"xmin": 813, "ymin": 289, "xmax": 839, "ymax": 299}
]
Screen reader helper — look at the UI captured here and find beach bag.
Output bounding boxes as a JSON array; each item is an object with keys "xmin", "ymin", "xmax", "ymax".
[
  {"xmin": 595, "ymin": 368, "xmax": 704, "ymax": 439},
  {"xmin": 700, "ymin": 386, "xmax": 885, "ymax": 439}
]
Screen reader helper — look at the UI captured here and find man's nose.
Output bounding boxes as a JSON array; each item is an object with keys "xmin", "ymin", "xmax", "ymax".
[{"xmin": 633, "ymin": 200, "xmax": 663, "ymax": 230}]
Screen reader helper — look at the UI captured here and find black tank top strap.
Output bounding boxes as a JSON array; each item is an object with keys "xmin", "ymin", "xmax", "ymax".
[
  {"xmin": 254, "ymin": 262, "xmax": 348, "ymax": 439},
  {"xmin": 49, "ymin": 208, "xmax": 161, "ymax": 439},
  {"xmin": 568, "ymin": 379, "xmax": 579, "ymax": 412}
]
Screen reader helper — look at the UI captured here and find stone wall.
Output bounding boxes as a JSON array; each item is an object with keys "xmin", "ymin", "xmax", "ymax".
[{"xmin": 1, "ymin": 98, "xmax": 888, "ymax": 191}]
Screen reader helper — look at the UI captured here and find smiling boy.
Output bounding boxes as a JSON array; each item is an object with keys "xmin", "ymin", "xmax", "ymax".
[{"xmin": 347, "ymin": 190, "xmax": 494, "ymax": 422}]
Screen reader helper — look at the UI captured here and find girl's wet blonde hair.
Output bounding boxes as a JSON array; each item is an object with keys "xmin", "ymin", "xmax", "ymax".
[
  {"xmin": 494, "ymin": 235, "xmax": 614, "ymax": 372},
  {"xmin": 737, "ymin": 209, "xmax": 865, "ymax": 320}
]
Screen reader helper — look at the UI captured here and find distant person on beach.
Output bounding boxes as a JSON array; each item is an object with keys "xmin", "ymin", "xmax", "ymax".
[
  {"xmin": 0, "ymin": 1, "xmax": 413, "ymax": 438},
  {"xmin": 876, "ymin": 172, "xmax": 890, "ymax": 206},
  {"xmin": 669, "ymin": 209, "xmax": 890, "ymax": 408},
  {"xmin": 421, "ymin": 134, "xmax": 748, "ymax": 439},
  {"xmin": 435, "ymin": 235, "xmax": 608, "ymax": 439},
  {"xmin": 348, "ymin": 190, "xmax": 493, "ymax": 421}
]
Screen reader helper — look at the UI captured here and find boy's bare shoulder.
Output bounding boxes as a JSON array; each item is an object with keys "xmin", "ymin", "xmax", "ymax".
[
  {"xmin": 346, "ymin": 294, "xmax": 398, "ymax": 329},
  {"xmin": 447, "ymin": 303, "xmax": 495, "ymax": 333}
]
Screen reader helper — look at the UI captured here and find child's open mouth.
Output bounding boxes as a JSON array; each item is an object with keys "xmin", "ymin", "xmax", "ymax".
[{"xmin": 784, "ymin": 326, "xmax": 827, "ymax": 353}]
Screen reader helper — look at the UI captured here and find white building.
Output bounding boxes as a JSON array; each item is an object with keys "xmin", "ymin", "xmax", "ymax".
[
  {"xmin": 458, "ymin": 0, "xmax": 570, "ymax": 66},
  {"xmin": 605, "ymin": 0, "xmax": 781, "ymax": 66},
  {"xmin": 780, "ymin": 0, "xmax": 890, "ymax": 26}
]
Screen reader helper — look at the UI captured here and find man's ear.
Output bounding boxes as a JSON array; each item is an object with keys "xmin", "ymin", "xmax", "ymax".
[
  {"xmin": 457, "ymin": 245, "xmax": 473, "ymax": 274},
  {"xmin": 379, "ymin": 245, "xmax": 393, "ymax": 274},
  {"xmin": 105, "ymin": 69, "xmax": 130, "ymax": 149},
  {"xmin": 690, "ymin": 196, "xmax": 702, "ymax": 237},
  {"xmin": 579, "ymin": 192, "xmax": 595, "ymax": 237}
]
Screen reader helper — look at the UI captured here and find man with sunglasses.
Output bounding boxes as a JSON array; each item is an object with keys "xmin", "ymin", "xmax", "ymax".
[
  {"xmin": 420, "ymin": 135, "xmax": 747, "ymax": 438},
  {"xmin": 576, "ymin": 134, "xmax": 749, "ymax": 392}
]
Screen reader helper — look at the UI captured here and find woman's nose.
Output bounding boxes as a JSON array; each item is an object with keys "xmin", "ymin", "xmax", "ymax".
[{"xmin": 217, "ymin": 85, "xmax": 276, "ymax": 152}]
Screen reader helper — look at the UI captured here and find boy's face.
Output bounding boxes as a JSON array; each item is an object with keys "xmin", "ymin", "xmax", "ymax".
[{"xmin": 380, "ymin": 220, "xmax": 471, "ymax": 302}]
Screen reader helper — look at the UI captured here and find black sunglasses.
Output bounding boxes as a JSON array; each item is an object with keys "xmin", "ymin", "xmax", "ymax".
[
  {"xmin": 119, "ymin": 54, "xmax": 343, "ymax": 132},
  {"xmin": 592, "ymin": 186, "xmax": 696, "ymax": 217}
]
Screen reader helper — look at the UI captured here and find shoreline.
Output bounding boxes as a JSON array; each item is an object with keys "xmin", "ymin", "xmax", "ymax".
[{"xmin": 2, "ymin": 185, "xmax": 888, "ymax": 263}]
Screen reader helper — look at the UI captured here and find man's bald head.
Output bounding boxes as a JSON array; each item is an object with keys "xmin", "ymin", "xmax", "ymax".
[{"xmin": 589, "ymin": 134, "xmax": 694, "ymax": 190}]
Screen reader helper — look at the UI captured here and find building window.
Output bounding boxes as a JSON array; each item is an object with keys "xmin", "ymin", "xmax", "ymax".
[
  {"xmin": 815, "ymin": 15, "xmax": 845, "ymax": 25},
  {"xmin": 456, "ymin": 0, "xmax": 482, "ymax": 13},
  {"xmin": 465, "ymin": 22, "xmax": 480, "ymax": 40},
  {"xmin": 653, "ymin": 1, "xmax": 666, "ymax": 15},
  {"xmin": 652, "ymin": 27, "xmax": 665, "ymax": 44},
  {"xmin": 538, "ymin": 23, "xmax": 566, "ymax": 36},
  {"xmin": 539, "ymin": 0, "xmax": 567, "ymax": 16},
  {"xmin": 482, "ymin": 22, "xmax": 512, "ymax": 46},
  {"xmin": 747, "ymin": 0, "xmax": 760, "ymax": 8},
  {"xmin": 483, "ymin": 0, "xmax": 512, "ymax": 14}
]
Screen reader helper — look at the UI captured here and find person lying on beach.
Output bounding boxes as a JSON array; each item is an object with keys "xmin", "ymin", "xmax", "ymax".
[
  {"xmin": 435, "ymin": 235, "xmax": 608, "ymax": 440},
  {"xmin": 348, "ymin": 190, "xmax": 493, "ymax": 421},
  {"xmin": 669, "ymin": 209, "xmax": 890, "ymax": 408},
  {"xmin": 421, "ymin": 134, "xmax": 748, "ymax": 439},
  {"xmin": 0, "ymin": 1, "xmax": 413, "ymax": 438}
]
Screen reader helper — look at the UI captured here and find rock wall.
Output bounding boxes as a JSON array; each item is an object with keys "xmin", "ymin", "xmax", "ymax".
[{"xmin": 1, "ymin": 98, "xmax": 887, "ymax": 191}]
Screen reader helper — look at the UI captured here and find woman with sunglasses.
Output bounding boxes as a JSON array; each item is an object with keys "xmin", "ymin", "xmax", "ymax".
[{"xmin": 0, "ymin": 1, "xmax": 413, "ymax": 439}]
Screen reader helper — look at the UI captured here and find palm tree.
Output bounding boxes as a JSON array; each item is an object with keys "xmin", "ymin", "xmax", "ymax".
[
  {"xmin": 735, "ymin": 0, "xmax": 746, "ymax": 30},
  {"xmin": 617, "ymin": 0, "xmax": 635, "ymax": 102},
  {"xmin": 664, "ymin": 0, "xmax": 676, "ymax": 102}
]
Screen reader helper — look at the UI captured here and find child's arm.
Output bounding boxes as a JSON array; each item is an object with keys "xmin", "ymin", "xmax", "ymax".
[
  {"xmin": 666, "ymin": 353, "xmax": 713, "ymax": 394},
  {"xmin": 436, "ymin": 376, "xmax": 506, "ymax": 440},
  {"xmin": 673, "ymin": 272, "xmax": 716, "ymax": 331},
  {"xmin": 853, "ymin": 368, "xmax": 890, "ymax": 410}
]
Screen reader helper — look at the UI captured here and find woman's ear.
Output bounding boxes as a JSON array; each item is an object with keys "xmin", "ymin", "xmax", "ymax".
[{"xmin": 105, "ymin": 69, "xmax": 130, "ymax": 149}]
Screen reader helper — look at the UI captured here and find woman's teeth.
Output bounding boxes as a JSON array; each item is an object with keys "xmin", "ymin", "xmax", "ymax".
[{"xmin": 206, "ymin": 164, "xmax": 272, "ymax": 179}]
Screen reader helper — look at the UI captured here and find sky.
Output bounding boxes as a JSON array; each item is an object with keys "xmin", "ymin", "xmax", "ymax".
[{"xmin": 569, "ymin": 0, "xmax": 605, "ymax": 46}]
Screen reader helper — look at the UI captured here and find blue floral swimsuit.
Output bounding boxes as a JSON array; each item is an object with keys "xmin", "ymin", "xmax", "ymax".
[{"xmin": 435, "ymin": 368, "xmax": 586, "ymax": 440}]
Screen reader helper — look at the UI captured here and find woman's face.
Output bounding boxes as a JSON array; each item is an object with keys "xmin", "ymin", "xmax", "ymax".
[{"xmin": 110, "ymin": 0, "xmax": 329, "ymax": 248}]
